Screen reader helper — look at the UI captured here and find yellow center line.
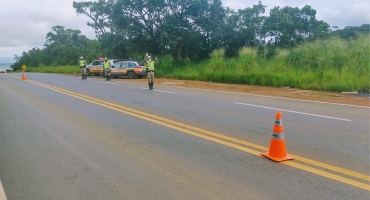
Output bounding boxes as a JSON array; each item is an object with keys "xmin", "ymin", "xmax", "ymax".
[
  {"xmin": 27, "ymin": 79, "xmax": 370, "ymax": 181},
  {"xmin": 16, "ymin": 77, "xmax": 370, "ymax": 190},
  {"xmin": 284, "ymin": 162, "xmax": 370, "ymax": 191}
]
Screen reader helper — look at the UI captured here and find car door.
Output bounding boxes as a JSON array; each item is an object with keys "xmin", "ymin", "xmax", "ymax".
[
  {"xmin": 128, "ymin": 62, "xmax": 136, "ymax": 71},
  {"xmin": 128, "ymin": 62, "xmax": 139, "ymax": 74},
  {"xmin": 110, "ymin": 62, "xmax": 121, "ymax": 75},
  {"xmin": 89, "ymin": 60, "xmax": 103, "ymax": 74},
  {"xmin": 125, "ymin": 62, "xmax": 138, "ymax": 79},
  {"xmin": 121, "ymin": 62, "xmax": 129, "ymax": 75}
]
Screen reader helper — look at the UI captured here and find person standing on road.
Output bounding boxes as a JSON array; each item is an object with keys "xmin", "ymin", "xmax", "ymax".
[
  {"xmin": 79, "ymin": 56, "xmax": 87, "ymax": 80},
  {"xmin": 146, "ymin": 54, "xmax": 159, "ymax": 90},
  {"xmin": 103, "ymin": 58, "xmax": 111, "ymax": 81}
]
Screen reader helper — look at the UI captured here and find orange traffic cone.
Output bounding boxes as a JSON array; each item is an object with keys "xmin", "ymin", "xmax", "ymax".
[
  {"xmin": 262, "ymin": 111, "xmax": 294, "ymax": 162},
  {"xmin": 22, "ymin": 70, "xmax": 27, "ymax": 80}
]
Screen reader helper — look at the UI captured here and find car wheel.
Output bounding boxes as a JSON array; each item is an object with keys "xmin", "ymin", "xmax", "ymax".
[
  {"xmin": 137, "ymin": 75, "xmax": 143, "ymax": 78},
  {"xmin": 127, "ymin": 71, "xmax": 135, "ymax": 79}
]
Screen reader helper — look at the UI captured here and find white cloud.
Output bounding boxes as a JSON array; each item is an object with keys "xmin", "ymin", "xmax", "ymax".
[
  {"xmin": 0, "ymin": 0, "xmax": 95, "ymax": 57},
  {"xmin": 0, "ymin": 0, "xmax": 369, "ymax": 57}
]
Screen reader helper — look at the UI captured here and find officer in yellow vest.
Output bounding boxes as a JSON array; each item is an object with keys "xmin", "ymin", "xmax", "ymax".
[
  {"xmin": 79, "ymin": 56, "xmax": 87, "ymax": 80},
  {"xmin": 146, "ymin": 55, "xmax": 159, "ymax": 90},
  {"xmin": 103, "ymin": 58, "xmax": 111, "ymax": 81}
]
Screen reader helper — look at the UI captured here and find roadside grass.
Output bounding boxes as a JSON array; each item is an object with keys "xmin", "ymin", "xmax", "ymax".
[
  {"xmin": 17, "ymin": 34, "xmax": 370, "ymax": 93},
  {"xmin": 157, "ymin": 34, "xmax": 369, "ymax": 93},
  {"xmin": 25, "ymin": 65, "xmax": 80, "ymax": 74}
]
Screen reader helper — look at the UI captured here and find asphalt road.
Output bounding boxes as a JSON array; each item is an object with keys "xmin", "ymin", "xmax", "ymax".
[{"xmin": 0, "ymin": 73, "xmax": 369, "ymax": 200}]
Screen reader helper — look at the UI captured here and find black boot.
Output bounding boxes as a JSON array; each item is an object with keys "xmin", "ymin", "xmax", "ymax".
[
  {"xmin": 81, "ymin": 74, "xmax": 84, "ymax": 80},
  {"xmin": 151, "ymin": 83, "xmax": 154, "ymax": 89},
  {"xmin": 148, "ymin": 83, "xmax": 151, "ymax": 90}
]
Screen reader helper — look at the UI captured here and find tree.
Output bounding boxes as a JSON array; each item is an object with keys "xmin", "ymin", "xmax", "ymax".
[
  {"xmin": 43, "ymin": 26, "xmax": 90, "ymax": 65},
  {"xmin": 12, "ymin": 25, "xmax": 104, "ymax": 68},
  {"xmin": 73, "ymin": 0, "xmax": 110, "ymax": 37},
  {"xmin": 263, "ymin": 5, "xmax": 329, "ymax": 48},
  {"xmin": 73, "ymin": 0, "xmax": 228, "ymax": 60},
  {"xmin": 236, "ymin": 1, "xmax": 266, "ymax": 47},
  {"xmin": 45, "ymin": 25, "xmax": 86, "ymax": 48},
  {"xmin": 329, "ymin": 24, "xmax": 370, "ymax": 39}
]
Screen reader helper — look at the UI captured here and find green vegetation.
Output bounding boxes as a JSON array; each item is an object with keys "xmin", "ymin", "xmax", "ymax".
[
  {"xmin": 156, "ymin": 34, "xmax": 370, "ymax": 92},
  {"xmin": 19, "ymin": 34, "xmax": 369, "ymax": 93},
  {"xmin": 9, "ymin": 1, "xmax": 370, "ymax": 93}
]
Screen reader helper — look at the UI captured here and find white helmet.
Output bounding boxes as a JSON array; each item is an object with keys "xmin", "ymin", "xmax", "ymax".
[
  {"xmin": 105, "ymin": 57, "xmax": 108, "ymax": 60},
  {"xmin": 80, "ymin": 56, "xmax": 83, "ymax": 59}
]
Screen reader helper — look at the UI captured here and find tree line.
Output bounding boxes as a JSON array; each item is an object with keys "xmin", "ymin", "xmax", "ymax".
[{"xmin": 11, "ymin": 0, "xmax": 369, "ymax": 71}]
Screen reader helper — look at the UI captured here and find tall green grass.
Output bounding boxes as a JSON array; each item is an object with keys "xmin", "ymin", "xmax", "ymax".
[
  {"xmin": 285, "ymin": 35, "xmax": 369, "ymax": 91},
  {"xmin": 19, "ymin": 34, "xmax": 370, "ymax": 93},
  {"xmin": 156, "ymin": 34, "xmax": 369, "ymax": 92}
]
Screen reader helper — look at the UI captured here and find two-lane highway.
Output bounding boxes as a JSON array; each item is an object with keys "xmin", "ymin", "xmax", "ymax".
[{"xmin": 0, "ymin": 73, "xmax": 369, "ymax": 200}]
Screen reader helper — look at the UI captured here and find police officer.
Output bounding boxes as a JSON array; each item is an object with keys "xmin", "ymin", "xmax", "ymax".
[
  {"xmin": 79, "ymin": 56, "xmax": 87, "ymax": 80},
  {"xmin": 146, "ymin": 55, "xmax": 159, "ymax": 90},
  {"xmin": 103, "ymin": 58, "xmax": 111, "ymax": 81}
]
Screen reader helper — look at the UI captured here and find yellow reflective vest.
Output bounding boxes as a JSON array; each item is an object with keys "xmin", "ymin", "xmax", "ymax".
[
  {"xmin": 103, "ymin": 61, "xmax": 110, "ymax": 68},
  {"xmin": 79, "ymin": 60, "xmax": 86, "ymax": 67},
  {"xmin": 147, "ymin": 61, "xmax": 155, "ymax": 71}
]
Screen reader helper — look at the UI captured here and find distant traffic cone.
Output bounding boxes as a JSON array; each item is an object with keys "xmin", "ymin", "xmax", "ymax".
[
  {"xmin": 21, "ymin": 70, "xmax": 27, "ymax": 80},
  {"xmin": 262, "ymin": 111, "xmax": 294, "ymax": 162}
]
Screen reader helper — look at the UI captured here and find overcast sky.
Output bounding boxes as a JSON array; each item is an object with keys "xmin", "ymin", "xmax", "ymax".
[{"xmin": 0, "ymin": 0, "xmax": 369, "ymax": 58}]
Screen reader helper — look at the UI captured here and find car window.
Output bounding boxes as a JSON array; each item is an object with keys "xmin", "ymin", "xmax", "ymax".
[
  {"xmin": 121, "ymin": 62, "xmax": 129, "ymax": 68},
  {"xmin": 128, "ymin": 62, "xmax": 137, "ymax": 68},
  {"xmin": 138, "ymin": 62, "xmax": 145, "ymax": 66},
  {"xmin": 114, "ymin": 62, "xmax": 122, "ymax": 68},
  {"xmin": 92, "ymin": 61, "xmax": 100, "ymax": 65}
]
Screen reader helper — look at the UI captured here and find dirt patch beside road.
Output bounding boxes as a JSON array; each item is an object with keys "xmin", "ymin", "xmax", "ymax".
[{"xmin": 71, "ymin": 74, "xmax": 370, "ymax": 107}]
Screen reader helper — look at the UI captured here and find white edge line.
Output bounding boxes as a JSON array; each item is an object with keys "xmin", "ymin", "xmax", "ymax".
[
  {"xmin": 9, "ymin": 74, "xmax": 356, "ymax": 121},
  {"xmin": 0, "ymin": 180, "xmax": 7, "ymax": 200},
  {"xmin": 140, "ymin": 88, "xmax": 174, "ymax": 93},
  {"xmin": 100, "ymin": 81, "xmax": 118, "ymax": 85},
  {"xmin": 234, "ymin": 102, "xmax": 352, "ymax": 122},
  {"xmin": 154, "ymin": 89, "xmax": 174, "ymax": 94},
  {"xmin": 65, "ymin": 75, "xmax": 368, "ymax": 109},
  {"xmin": 159, "ymin": 85, "xmax": 369, "ymax": 109}
]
